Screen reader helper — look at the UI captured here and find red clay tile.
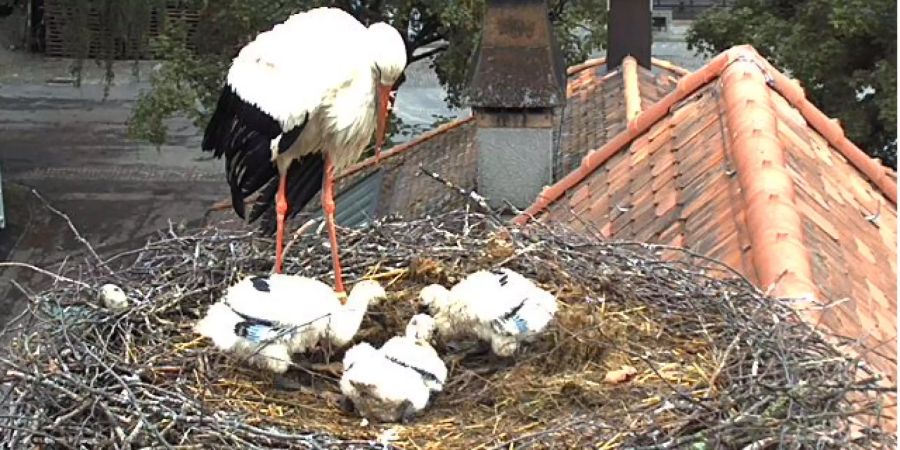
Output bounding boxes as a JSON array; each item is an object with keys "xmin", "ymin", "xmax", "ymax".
[
  {"xmin": 798, "ymin": 205, "xmax": 840, "ymax": 243},
  {"xmin": 568, "ymin": 185, "xmax": 591, "ymax": 209},
  {"xmin": 854, "ymin": 237, "xmax": 877, "ymax": 265},
  {"xmin": 528, "ymin": 46, "xmax": 897, "ymax": 399},
  {"xmin": 655, "ymin": 190, "xmax": 678, "ymax": 217},
  {"xmin": 651, "ymin": 168, "xmax": 677, "ymax": 193},
  {"xmin": 650, "ymin": 150, "xmax": 676, "ymax": 177},
  {"xmin": 599, "ymin": 222, "xmax": 613, "ymax": 238}
]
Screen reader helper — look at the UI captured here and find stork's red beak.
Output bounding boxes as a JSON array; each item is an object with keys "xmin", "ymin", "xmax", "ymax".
[{"xmin": 375, "ymin": 84, "xmax": 394, "ymax": 164}]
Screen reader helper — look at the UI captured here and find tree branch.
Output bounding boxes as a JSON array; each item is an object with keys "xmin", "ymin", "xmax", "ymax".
[
  {"xmin": 411, "ymin": 33, "xmax": 444, "ymax": 51},
  {"xmin": 411, "ymin": 43, "xmax": 448, "ymax": 63},
  {"xmin": 549, "ymin": 0, "xmax": 569, "ymax": 22}
]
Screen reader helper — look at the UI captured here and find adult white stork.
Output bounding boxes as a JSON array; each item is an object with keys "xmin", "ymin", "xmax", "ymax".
[{"xmin": 202, "ymin": 7, "xmax": 407, "ymax": 298}]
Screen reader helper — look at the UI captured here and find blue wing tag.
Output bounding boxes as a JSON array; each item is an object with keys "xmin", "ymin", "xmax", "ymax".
[
  {"xmin": 514, "ymin": 317, "xmax": 529, "ymax": 333},
  {"xmin": 241, "ymin": 324, "xmax": 278, "ymax": 343}
]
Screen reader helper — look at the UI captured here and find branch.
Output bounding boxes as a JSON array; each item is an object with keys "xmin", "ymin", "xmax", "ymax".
[
  {"xmin": 408, "ymin": 13, "xmax": 442, "ymax": 50},
  {"xmin": 548, "ymin": 0, "xmax": 569, "ymax": 22},
  {"xmin": 411, "ymin": 43, "xmax": 448, "ymax": 63},
  {"xmin": 0, "ymin": 262, "xmax": 90, "ymax": 289},
  {"xmin": 411, "ymin": 32, "xmax": 443, "ymax": 50},
  {"xmin": 408, "ymin": 32, "xmax": 441, "ymax": 62},
  {"xmin": 31, "ymin": 189, "xmax": 114, "ymax": 275}
]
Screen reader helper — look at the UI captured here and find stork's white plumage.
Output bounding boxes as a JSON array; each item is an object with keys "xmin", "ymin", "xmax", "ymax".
[
  {"xmin": 194, "ymin": 275, "xmax": 386, "ymax": 374},
  {"xmin": 202, "ymin": 7, "xmax": 408, "ymax": 296},
  {"xmin": 419, "ymin": 268, "xmax": 558, "ymax": 357},
  {"xmin": 340, "ymin": 314, "xmax": 447, "ymax": 423}
]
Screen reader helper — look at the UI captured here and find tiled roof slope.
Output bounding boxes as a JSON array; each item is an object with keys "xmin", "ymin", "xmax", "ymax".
[
  {"xmin": 336, "ymin": 57, "xmax": 684, "ymax": 220},
  {"xmin": 516, "ymin": 46, "xmax": 898, "ymax": 385},
  {"xmin": 557, "ymin": 57, "xmax": 681, "ymax": 176}
]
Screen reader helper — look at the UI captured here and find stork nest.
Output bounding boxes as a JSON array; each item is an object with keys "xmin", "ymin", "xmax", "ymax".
[{"xmin": 0, "ymin": 210, "xmax": 895, "ymax": 449}]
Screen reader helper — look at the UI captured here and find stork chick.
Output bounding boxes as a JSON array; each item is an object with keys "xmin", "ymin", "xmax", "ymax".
[
  {"xmin": 340, "ymin": 314, "xmax": 447, "ymax": 423},
  {"xmin": 419, "ymin": 268, "xmax": 558, "ymax": 357},
  {"xmin": 379, "ymin": 314, "xmax": 447, "ymax": 393},
  {"xmin": 195, "ymin": 275, "xmax": 385, "ymax": 375}
]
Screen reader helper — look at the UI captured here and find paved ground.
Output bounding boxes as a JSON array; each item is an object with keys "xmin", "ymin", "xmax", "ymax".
[{"xmin": 0, "ymin": 72, "xmax": 229, "ymax": 325}]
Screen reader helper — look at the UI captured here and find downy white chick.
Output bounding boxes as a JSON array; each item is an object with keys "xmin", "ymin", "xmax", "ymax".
[
  {"xmin": 379, "ymin": 314, "xmax": 447, "ymax": 393},
  {"xmin": 195, "ymin": 275, "xmax": 386, "ymax": 374},
  {"xmin": 340, "ymin": 313, "xmax": 447, "ymax": 423},
  {"xmin": 419, "ymin": 268, "xmax": 558, "ymax": 357},
  {"xmin": 98, "ymin": 284, "xmax": 130, "ymax": 312}
]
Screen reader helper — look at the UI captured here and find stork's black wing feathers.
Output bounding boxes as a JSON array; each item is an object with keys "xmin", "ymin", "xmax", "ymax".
[
  {"xmin": 385, "ymin": 355, "xmax": 441, "ymax": 385},
  {"xmin": 203, "ymin": 85, "xmax": 281, "ymax": 218},
  {"xmin": 202, "ymin": 85, "xmax": 317, "ymax": 225},
  {"xmin": 203, "ymin": 85, "xmax": 282, "ymax": 156},
  {"xmin": 490, "ymin": 298, "xmax": 528, "ymax": 336}
]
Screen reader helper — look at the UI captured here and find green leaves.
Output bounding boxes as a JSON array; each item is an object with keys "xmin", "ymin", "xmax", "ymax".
[
  {"xmin": 687, "ymin": 0, "xmax": 897, "ymax": 168},
  {"xmin": 122, "ymin": 1, "xmax": 608, "ymax": 145}
]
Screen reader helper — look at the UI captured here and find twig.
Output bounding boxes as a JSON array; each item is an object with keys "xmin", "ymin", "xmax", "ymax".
[
  {"xmin": 418, "ymin": 166, "xmax": 495, "ymax": 216},
  {"xmin": 281, "ymin": 217, "xmax": 321, "ymax": 262},
  {"xmin": 31, "ymin": 189, "xmax": 114, "ymax": 275},
  {"xmin": 0, "ymin": 262, "xmax": 90, "ymax": 288}
]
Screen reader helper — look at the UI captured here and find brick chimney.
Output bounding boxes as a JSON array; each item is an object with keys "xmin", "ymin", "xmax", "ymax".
[
  {"xmin": 466, "ymin": 0, "xmax": 567, "ymax": 210},
  {"xmin": 607, "ymin": 0, "xmax": 652, "ymax": 68}
]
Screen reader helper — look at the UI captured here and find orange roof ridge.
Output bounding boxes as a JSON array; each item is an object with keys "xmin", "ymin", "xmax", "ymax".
[
  {"xmin": 567, "ymin": 56, "xmax": 692, "ymax": 78},
  {"xmin": 622, "ymin": 56, "xmax": 642, "ymax": 121},
  {"xmin": 754, "ymin": 58, "xmax": 898, "ymax": 204},
  {"xmin": 651, "ymin": 57, "xmax": 691, "ymax": 76},
  {"xmin": 514, "ymin": 47, "xmax": 736, "ymax": 224},
  {"xmin": 567, "ymin": 57, "xmax": 606, "ymax": 76},
  {"xmin": 720, "ymin": 56, "xmax": 817, "ymax": 300},
  {"xmin": 339, "ymin": 116, "xmax": 475, "ymax": 179},
  {"xmin": 515, "ymin": 45, "xmax": 897, "ymax": 224}
]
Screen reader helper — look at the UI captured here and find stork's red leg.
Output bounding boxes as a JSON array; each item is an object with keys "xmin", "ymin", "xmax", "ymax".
[
  {"xmin": 322, "ymin": 155, "xmax": 346, "ymax": 299},
  {"xmin": 274, "ymin": 175, "xmax": 288, "ymax": 274}
]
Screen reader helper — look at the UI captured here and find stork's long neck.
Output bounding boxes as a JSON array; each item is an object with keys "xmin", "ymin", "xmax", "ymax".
[{"xmin": 323, "ymin": 65, "xmax": 378, "ymax": 170}]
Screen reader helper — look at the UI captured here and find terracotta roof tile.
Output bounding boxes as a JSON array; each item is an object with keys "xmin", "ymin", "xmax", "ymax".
[
  {"xmin": 557, "ymin": 61, "xmax": 682, "ymax": 176},
  {"xmin": 517, "ymin": 46, "xmax": 897, "ymax": 400}
]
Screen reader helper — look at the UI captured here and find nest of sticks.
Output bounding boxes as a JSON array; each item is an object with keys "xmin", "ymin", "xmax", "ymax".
[{"xmin": 0, "ymin": 210, "xmax": 895, "ymax": 449}]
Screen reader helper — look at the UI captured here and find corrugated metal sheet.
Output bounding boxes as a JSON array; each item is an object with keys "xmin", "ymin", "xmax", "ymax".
[{"xmin": 312, "ymin": 169, "xmax": 383, "ymax": 228}]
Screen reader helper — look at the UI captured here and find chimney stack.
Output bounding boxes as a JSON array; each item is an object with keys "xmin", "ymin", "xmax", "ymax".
[
  {"xmin": 607, "ymin": 0, "xmax": 652, "ymax": 69},
  {"xmin": 467, "ymin": 0, "xmax": 567, "ymax": 210}
]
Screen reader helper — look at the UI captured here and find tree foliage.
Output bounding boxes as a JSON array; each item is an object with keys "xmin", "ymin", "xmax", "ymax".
[
  {"xmin": 687, "ymin": 0, "xmax": 897, "ymax": 168},
  {"xmin": 124, "ymin": 0, "xmax": 607, "ymax": 146}
]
